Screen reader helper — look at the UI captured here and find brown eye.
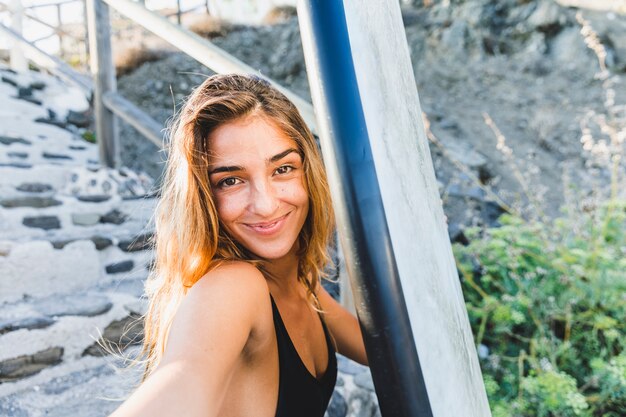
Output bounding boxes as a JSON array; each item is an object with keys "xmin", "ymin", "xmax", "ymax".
[
  {"xmin": 218, "ymin": 177, "xmax": 242, "ymax": 188},
  {"xmin": 275, "ymin": 165, "xmax": 293, "ymax": 175}
]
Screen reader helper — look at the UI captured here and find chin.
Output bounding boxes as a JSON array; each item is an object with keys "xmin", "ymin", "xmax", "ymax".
[{"xmin": 244, "ymin": 240, "xmax": 298, "ymax": 261}]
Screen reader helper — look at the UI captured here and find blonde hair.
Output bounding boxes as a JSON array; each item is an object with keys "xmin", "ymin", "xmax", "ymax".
[{"xmin": 141, "ymin": 74, "xmax": 335, "ymax": 378}]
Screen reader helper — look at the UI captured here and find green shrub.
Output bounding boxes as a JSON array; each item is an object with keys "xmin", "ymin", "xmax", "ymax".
[
  {"xmin": 453, "ymin": 200, "xmax": 626, "ymax": 416},
  {"xmin": 81, "ymin": 130, "xmax": 96, "ymax": 143}
]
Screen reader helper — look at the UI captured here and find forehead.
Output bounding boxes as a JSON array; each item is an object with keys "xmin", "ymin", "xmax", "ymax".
[{"xmin": 207, "ymin": 115, "xmax": 298, "ymax": 164}]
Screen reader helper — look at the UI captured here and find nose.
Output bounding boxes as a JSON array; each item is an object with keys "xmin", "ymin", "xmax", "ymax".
[{"xmin": 249, "ymin": 179, "xmax": 279, "ymax": 217}]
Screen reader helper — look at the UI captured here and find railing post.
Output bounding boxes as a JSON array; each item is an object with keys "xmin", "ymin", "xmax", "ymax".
[
  {"xmin": 86, "ymin": 0, "xmax": 119, "ymax": 168},
  {"xmin": 298, "ymin": 0, "xmax": 492, "ymax": 415},
  {"xmin": 8, "ymin": 0, "xmax": 28, "ymax": 72},
  {"xmin": 56, "ymin": 4, "xmax": 65, "ymax": 59},
  {"xmin": 83, "ymin": 0, "xmax": 90, "ymax": 67}
]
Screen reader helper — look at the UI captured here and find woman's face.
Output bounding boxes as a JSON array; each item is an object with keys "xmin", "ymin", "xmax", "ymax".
[{"xmin": 207, "ymin": 114, "xmax": 309, "ymax": 261}]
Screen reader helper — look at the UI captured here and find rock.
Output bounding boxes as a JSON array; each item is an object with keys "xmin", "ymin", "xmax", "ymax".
[
  {"xmin": 0, "ymin": 135, "xmax": 31, "ymax": 146},
  {"xmin": 34, "ymin": 117, "xmax": 66, "ymax": 129},
  {"xmin": 326, "ymin": 391, "xmax": 348, "ymax": 417},
  {"xmin": 354, "ymin": 371, "xmax": 375, "ymax": 391},
  {"xmin": 0, "ymin": 347, "xmax": 64, "ymax": 383},
  {"xmin": 105, "ymin": 260, "xmax": 135, "ymax": 274},
  {"xmin": 90, "ymin": 235, "xmax": 114, "ymax": 250},
  {"xmin": 16, "ymin": 95, "xmax": 42, "ymax": 106},
  {"xmin": 23, "ymin": 215, "xmax": 61, "ymax": 230},
  {"xmin": 0, "ymin": 162, "xmax": 32, "ymax": 168},
  {"xmin": 527, "ymin": 0, "xmax": 566, "ymax": 33},
  {"xmin": 66, "ymin": 110, "xmax": 91, "ymax": 128},
  {"xmin": 0, "ymin": 196, "xmax": 62, "ymax": 208},
  {"xmin": 551, "ymin": 27, "xmax": 589, "ymax": 70},
  {"xmin": 34, "ymin": 293, "xmax": 113, "ymax": 318},
  {"xmin": 482, "ymin": 200, "xmax": 507, "ymax": 227},
  {"xmin": 7, "ymin": 151, "xmax": 28, "ymax": 158},
  {"xmin": 71, "ymin": 212, "xmax": 101, "ymax": 226},
  {"xmin": 82, "ymin": 315, "xmax": 143, "ymax": 357},
  {"xmin": 100, "ymin": 209, "xmax": 128, "ymax": 225},
  {"xmin": 51, "ymin": 235, "xmax": 112, "ymax": 250},
  {"xmin": 29, "ymin": 81, "xmax": 46, "ymax": 90},
  {"xmin": 43, "ymin": 151, "xmax": 73, "ymax": 160},
  {"xmin": 118, "ymin": 233, "xmax": 153, "ymax": 252},
  {"xmin": 51, "ymin": 239, "xmax": 73, "ymax": 249},
  {"xmin": 448, "ymin": 222, "xmax": 469, "ymax": 245},
  {"xmin": 347, "ymin": 388, "xmax": 378, "ymax": 417},
  {"xmin": 16, "ymin": 182, "xmax": 54, "ymax": 193},
  {"xmin": 0, "ymin": 315, "xmax": 55, "ymax": 335},
  {"xmin": 18, "ymin": 86, "xmax": 32, "ymax": 97},
  {"xmin": 77, "ymin": 195, "xmax": 111, "ymax": 203},
  {"xmin": 446, "ymin": 183, "xmax": 486, "ymax": 201},
  {"xmin": 1, "ymin": 75, "xmax": 18, "ymax": 87}
]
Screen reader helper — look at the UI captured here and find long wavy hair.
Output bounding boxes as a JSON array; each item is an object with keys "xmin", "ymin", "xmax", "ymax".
[{"xmin": 141, "ymin": 74, "xmax": 335, "ymax": 378}]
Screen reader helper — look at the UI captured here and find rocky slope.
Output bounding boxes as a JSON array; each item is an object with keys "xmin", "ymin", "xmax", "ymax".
[{"xmin": 116, "ymin": 0, "xmax": 626, "ymax": 239}]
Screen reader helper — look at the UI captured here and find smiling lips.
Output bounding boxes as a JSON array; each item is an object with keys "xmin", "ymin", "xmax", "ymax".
[{"xmin": 243, "ymin": 212, "xmax": 290, "ymax": 236}]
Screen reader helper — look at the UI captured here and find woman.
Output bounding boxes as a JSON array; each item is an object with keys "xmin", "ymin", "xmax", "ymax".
[{"xmin": 111, "ymin": 74, "xmax": 368, "ymax": 417}]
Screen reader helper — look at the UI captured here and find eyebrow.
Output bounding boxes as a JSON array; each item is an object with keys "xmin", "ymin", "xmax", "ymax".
[
  {"xmin": 208, "ymin": 148, "xmax": 300, "ymax": 176},
  {"xmin": 270, "ymin": 148, "xmax": 299, "ymax": 163}
]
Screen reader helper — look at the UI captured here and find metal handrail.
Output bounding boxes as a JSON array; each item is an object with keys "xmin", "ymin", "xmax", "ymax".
[
  {"xmin": 0, "ymin": 22, "xmax": 92, "ymax": 94},
  {"xmin": 24, "ymin": 0, "xmax": 82, "ymax": 9},
  {"xmin": 0, "ymin": 0, "xmax": 88, "ymax": 63},
  {"xmin": 2, "ymin": 0, "xmax": 317, "ymax": 169}
]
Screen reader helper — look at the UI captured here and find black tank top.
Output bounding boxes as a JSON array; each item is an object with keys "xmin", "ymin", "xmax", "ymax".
[{"xmin": 270, "ymin": 294, "xmax": 337, "ymax": 417}]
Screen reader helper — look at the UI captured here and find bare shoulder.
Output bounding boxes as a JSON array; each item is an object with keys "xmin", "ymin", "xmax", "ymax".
[
  {"xmin": 110, "ymin": 263, "xmax": 271, "ymax": 417},
  {"xmin": 164, "ymin": 261, "xmax": 271, "ymax": 363},
  {"xmin": 190, "ymin": 261, "xmax": 269, "ymax": 302}
]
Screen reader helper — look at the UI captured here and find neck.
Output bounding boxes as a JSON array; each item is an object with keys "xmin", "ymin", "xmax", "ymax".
[{"xmin": 264, "ymin": 248, "xmax": 302, "ymax": 299}]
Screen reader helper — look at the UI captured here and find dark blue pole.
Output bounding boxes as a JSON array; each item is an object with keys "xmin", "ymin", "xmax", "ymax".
[{"xmin": 298, "ymin": 1, "xmax": 434, "ymax": 416}]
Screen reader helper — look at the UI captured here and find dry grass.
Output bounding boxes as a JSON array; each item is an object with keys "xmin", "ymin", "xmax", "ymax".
[
  {"xmin": 115, "ymin": 47, "xmax": 169, "ymax": 77},
  {"xmin": 263, "ymin": 6, "xmax": 297, "ymax": 25},
  {"xmin": 187, "ymin": 15, "xmax": 234, "ymax": 39}
]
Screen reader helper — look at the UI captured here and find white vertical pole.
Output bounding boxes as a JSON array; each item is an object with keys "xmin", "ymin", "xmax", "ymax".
[
  {"xmin": 341, "ymin": 1, "xmax": 491, "ymax": 415},
  {"xmin": 86, "ymin": 0, "xmax": 119, "ymax": 168},
  {"xmin": 8, "ymin": 0, "xmax": 28, "ymax": 72}
]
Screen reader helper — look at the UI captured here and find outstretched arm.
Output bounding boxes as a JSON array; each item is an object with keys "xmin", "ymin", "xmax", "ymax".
[{"xmin": 110, "ymin": 263, "xmax": 268, "ymax": 417}]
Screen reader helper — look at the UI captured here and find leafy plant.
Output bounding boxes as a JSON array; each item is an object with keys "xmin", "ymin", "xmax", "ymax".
[{"xmin": 454, "ymin": 199, "xmax": 625, "ymax": 417}]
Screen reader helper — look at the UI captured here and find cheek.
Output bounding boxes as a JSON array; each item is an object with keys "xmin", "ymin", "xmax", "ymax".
[
  {"xmin": 280, "ymin": 179, "xmax": 308, "ymax": 207},
  {"xmin": 215, "ymin": 193, "xmax": 246, "ymax": 223}
]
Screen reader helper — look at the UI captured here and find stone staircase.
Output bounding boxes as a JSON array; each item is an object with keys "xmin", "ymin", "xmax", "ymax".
[{"xmin": 0, "ymin": 64, "xmax": 154, "ymax": 416}]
